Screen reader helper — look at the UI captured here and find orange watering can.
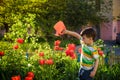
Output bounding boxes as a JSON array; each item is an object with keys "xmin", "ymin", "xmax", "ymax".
[{"xmin": 54, "ymin": 21, "xmax": 66, "ymax": 36}]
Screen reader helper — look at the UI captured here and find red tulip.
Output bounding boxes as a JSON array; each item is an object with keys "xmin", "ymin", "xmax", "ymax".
[
  {"xmin": 65, "ymin": 43, "xmax": 77, "ymax": 59},
  {"xmin": 39, "ymin": 52, "xmax": 44, "ymax": 57},
  {"xmin": 98, "ymin": 50, "xmax": 105, "ymax": 57},
  {"xmin": 69, "ymin": 49, "xmax": 74, "ymax": 54},
  {"xmin": 13, "ymin": 44, "xmax": 19, "ymax": 49},
  {"xmin": 68, "ymin": 44, "xmax": 76, "ymax": 50},
  {"xmin": 54, "ymin": 46, "xmax": 59, "ymax": 50},
  {"xmin": 54, "ymin": 40, "xmax": 61, "ymax": 46},
  {"xmin": 71, "ymin": 53, "xmax": 76, "ymax": 59},
  {"xmin": 0, "ymin": 51, "xmax": 4, "ymax": 56},
  {"xmin": 24, "ymin": 77, "xmax": 33, "ymax": 80},
  {"xmin": 11, "ymin": 75, "xmax": 21, "ymax": 80},
  {"xmin": 65, "ymin": 49, "xmax": 74, "ymax": 56},
  {"xmin": 45, "ymin": 59, "xmax": 54, "ymax": 65},
  {"xmin": 54, "ymin": 46, "xmax": 63, "ymax": 51},
  {"xmin": 17, "ymin": 38, "xmax": 24, "ymax": 44},
  {"xmin": 39, "ymin": 59, "xmax": 45, "ymax": 65},
  {"xmin": 65, "ymin": 49, "xmax": 71, "ymax": 56},
  {"xmin": 58, "ymin": 47, "xmax": 64, "ymax": 51},
  {"xmin": 27, "ymin": 72, "xmax": 34, "ymax": 78}
]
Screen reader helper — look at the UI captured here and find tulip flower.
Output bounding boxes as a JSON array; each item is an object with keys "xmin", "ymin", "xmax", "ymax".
[
  {"xmin": 27, "ymin": 72, "xmax": 34, "ymax": 78},
  {"xmin": 45, "ymin": 59, "xmax": 54, "ymax": 65},
  {"xmin": 54, "ymin": 40, "xmax": 64, "ymax": 51},
  {"xmin": 0, "ymin": 51, "xmax": 4, "ymax": 56},
  {"xmin": 17, "ymin": 38, "xmax": 24, "ymax": 44},
  {"xmin": 13, "ymin": 44, "xmax": 19, "ymax": 50},
  {"xmin": 54, "ymin": 46, "xmax": 63, "ymax": 51},
  {"xmin": 71, "ymin": 53, "xmax": 76, "ymax": 59},
  {"xmin": 98, "ymin": 50, "xmax": 105, "ymax": 57},
  {"xmin": 58, "ymin": 47, "xmax": 64, "ymax": 51},
  {"xmin": 11, "ymin": 75, "xmax": 21, "ymax": 80},
  {"xmin": 54, "ymin": 40, "xmax": 61, "ymax": 46},
  {"xmin": 65, "ymin": 43, "xmax": 76, "ymax": 59},
  {"xmin": 68, "ymin": 44, "xmax": 76, "ymax": 50},
  {"xmin": 39, "ymin": 59, "xmax": 45, "ymax": 65},
  {"xmin": 24, "ymin": 77, "xmax": 33, "ymax": 80},
  {"xmin": 69, "ymin": 50, "xmax": 74, "ymax": 56},
  {"xmin": 39, "ymin": 52, "xmax": 44, "ymax": 57},
  {"xmin": 65, "ymin": 49, "xmax": 71, "ymax": 56}
]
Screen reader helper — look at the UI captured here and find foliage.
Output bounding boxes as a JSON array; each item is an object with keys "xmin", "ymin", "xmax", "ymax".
[
  {"xmin": 95, "ymin": 64, "xmax": 120, "ymax": 80},
  {"xmin": 0, "ymin": 0, "xmax": 112, "ymax": 40},
  {"xmin": 0, "ymin": 39, "xmax": 80, "ymax": 80},
  {"xmin": 0, "ymin": 0, "xmax": 117, "ymax": 79},
  {"xmin": 0, "ymin": 38, "xmax": 120, "ymax": 80},
  {"xmin": 4, "ymin": 13, "xmax": 37, "ymax": 42}
]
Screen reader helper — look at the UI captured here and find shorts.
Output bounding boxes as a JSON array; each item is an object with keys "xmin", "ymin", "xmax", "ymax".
[{"xmin": 78, "ymin": 67, "xmax": 93, "ymax": 80}]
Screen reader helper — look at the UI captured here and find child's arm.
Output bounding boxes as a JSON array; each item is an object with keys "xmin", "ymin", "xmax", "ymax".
[
  {"xmin": 62, "ymin": 30, "xmax": 81, "ymax": 39},
  {"xmin": 90, "ymin": 59, "xmax": 99, "ymax": 77}
]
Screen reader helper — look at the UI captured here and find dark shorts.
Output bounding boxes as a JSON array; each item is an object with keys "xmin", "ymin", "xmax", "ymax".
[{"xmin": 78, "ymin": 67, "xmax": 93, "ymax": 80}]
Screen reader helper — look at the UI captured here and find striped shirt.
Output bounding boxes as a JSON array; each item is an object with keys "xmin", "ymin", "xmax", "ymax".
[{"xmin": 80, "ymin": 38, "xmax": 99, "ymax": 70}]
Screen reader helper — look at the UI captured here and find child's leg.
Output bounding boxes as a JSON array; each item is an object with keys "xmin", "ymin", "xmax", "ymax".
[
  {"xmin": 78, "ymin": 68, "xmax": 85, "ymax": 80},
  {"xmin": 87, "ymin": 77, "xmax": 93, "ymax": 80},
  {"xmin": 78, "ymin": 68, "xmax": 93, "ymax": 80}
]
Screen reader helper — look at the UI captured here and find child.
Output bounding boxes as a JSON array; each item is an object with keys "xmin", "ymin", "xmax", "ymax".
[{"xmin": 62, "ymin": 27, "xmax": 99, "ymax": 80}]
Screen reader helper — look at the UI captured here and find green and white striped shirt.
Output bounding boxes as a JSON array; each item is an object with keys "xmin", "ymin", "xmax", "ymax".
[{"xmin": 80, "ymin": 38, "xmax": 99, "ymax": 70}]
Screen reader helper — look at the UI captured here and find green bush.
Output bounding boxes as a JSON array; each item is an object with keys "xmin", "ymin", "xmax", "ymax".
[
  {"xmin": 95, "ymin": 64, "xmax": 120, "ymax": 80},
  {"xmin": 0, "ymin": 40, "xmax": 80, "ymax": 80},
  {"xmin": 0, "ymin": 39, "xmax": 120, "ymax": 80}
]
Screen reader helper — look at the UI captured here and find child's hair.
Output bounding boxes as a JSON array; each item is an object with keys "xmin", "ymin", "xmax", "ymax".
[{"xmin": 80, "ymin": 27, "xmax": 96, "ymax": 40}]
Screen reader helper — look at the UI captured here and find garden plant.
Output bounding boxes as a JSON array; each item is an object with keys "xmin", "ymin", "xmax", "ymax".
[{"xmin": 0, "ymin": 0, "xmax": 120, "ymax": 80}]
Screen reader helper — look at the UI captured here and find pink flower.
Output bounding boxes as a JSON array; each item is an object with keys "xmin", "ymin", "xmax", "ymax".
[{"xmin": 17, "ymin": 38, "xmax": 24, "ymax": 44}]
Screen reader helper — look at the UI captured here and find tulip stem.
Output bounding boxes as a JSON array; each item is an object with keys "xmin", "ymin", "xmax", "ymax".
[{"xmin": 26, "ymin": 52, "xmax": 29, "ymax": 60}]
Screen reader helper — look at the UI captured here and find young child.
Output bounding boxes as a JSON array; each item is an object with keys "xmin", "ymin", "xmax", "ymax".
[{"xmin": 62, "ymin": 27, "xmax": 99, "ymax": 80}]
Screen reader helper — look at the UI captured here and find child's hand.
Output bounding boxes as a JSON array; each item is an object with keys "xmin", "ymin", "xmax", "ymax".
[
  {"xmin": 90, "ymin": 70, "xmax": 96, "ymax": 78},
  {"xmin": 61, "ymin": 30, "xmax": 69, "ymax": 35}
]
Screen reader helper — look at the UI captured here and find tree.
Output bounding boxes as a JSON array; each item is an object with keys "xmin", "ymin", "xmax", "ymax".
[{"xmin": 0, "ymin": 0, "xmax": 112, "ymax": 40}]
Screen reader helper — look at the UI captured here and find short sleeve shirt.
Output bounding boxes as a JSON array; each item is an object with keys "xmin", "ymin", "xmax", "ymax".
[{"xmin": 80, "ymin": 37, "xmax": 99, "ymax": 70}]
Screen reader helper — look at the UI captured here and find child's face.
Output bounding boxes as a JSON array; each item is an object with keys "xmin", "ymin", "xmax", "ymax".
[{"xmin": 81, "ymin": 35, "xmax": 93, "ymax": 45}]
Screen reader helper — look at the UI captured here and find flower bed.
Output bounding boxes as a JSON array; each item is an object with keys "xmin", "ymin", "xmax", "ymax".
[
  {"xmin": 0, "ymin": 39, "xmax": 80, "ymax": 80},
  {"xmin": 0, "ymin": 39, "xmax": 120, "ymax": 80}
]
